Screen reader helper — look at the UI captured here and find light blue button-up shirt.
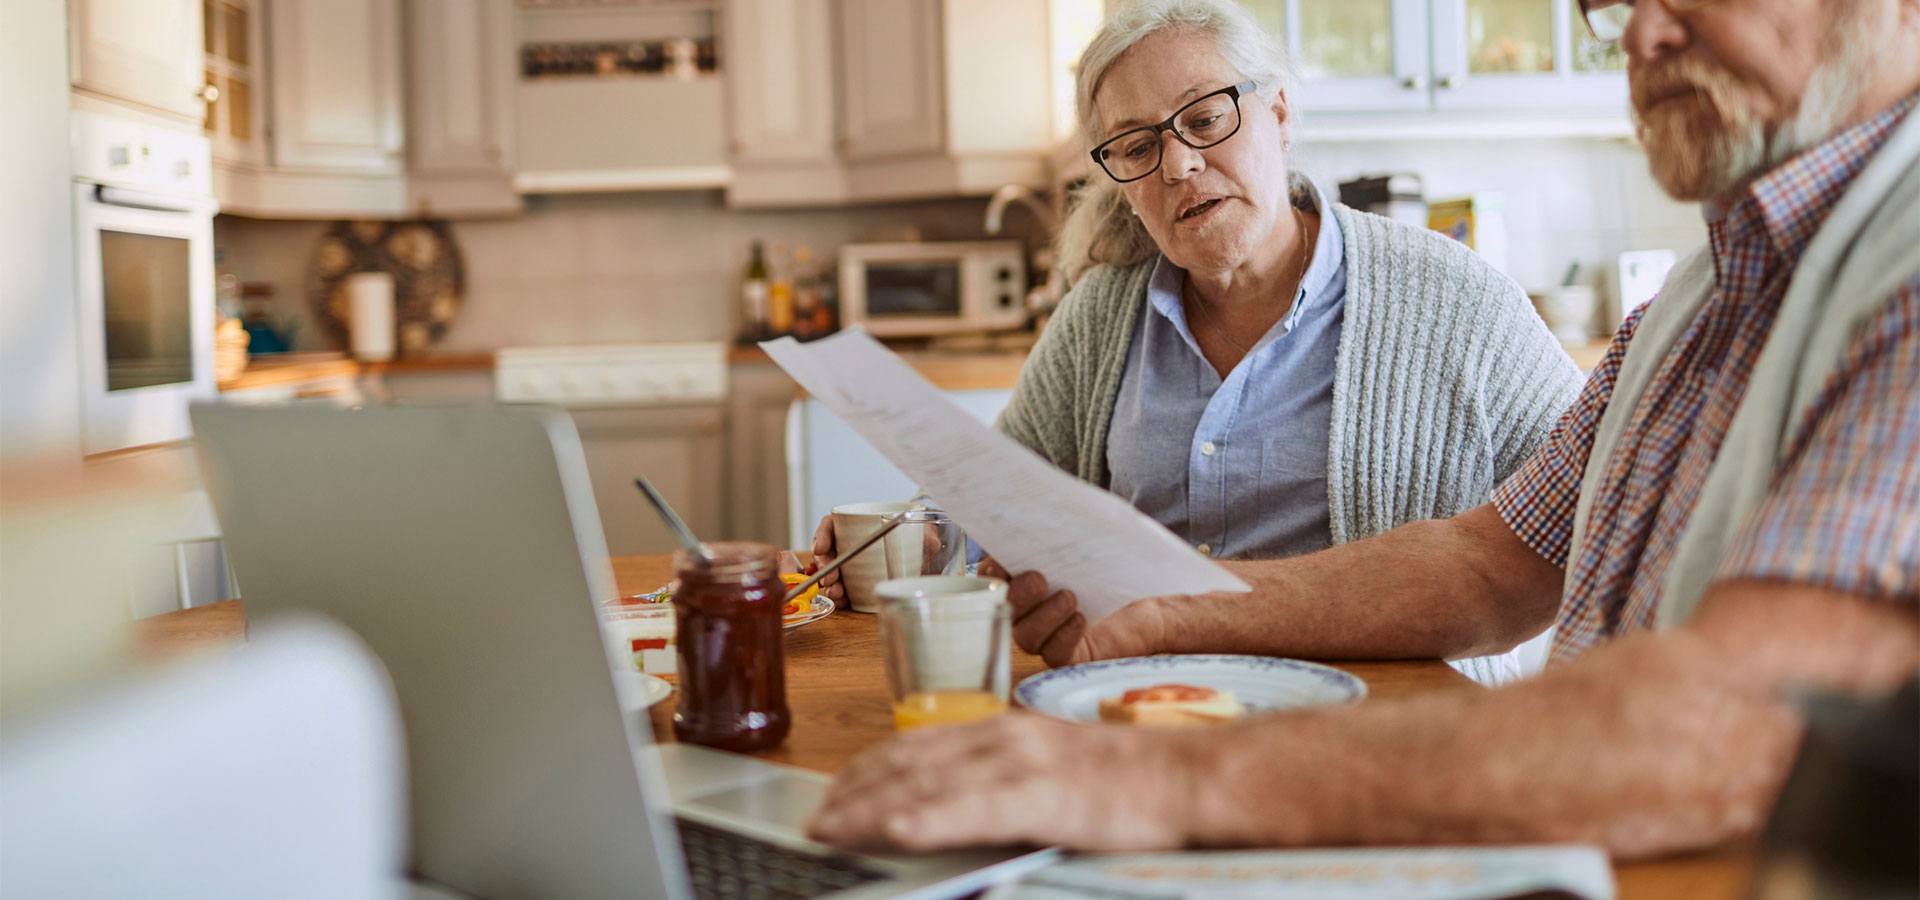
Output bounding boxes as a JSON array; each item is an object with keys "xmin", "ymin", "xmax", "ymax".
[{"xmin": 1105, "ymin": 179, "xmax": 1346, "ymax": 560}]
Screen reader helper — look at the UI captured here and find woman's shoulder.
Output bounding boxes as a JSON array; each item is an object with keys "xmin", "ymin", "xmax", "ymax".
[{"xmin": 1050, "ymin": 259, "xmax": 1157, "ymax": 329}]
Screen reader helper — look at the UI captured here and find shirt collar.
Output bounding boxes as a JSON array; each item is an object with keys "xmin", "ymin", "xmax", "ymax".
[
  {"xmin": 1144, "ymin": 173, "xmax": 1345, "ymax": 349},
  {"xmin": 1735, "ymin": 92, "xmax": 1917, "ymax": 260}
]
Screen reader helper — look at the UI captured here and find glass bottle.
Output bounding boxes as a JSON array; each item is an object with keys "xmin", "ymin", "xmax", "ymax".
[
  {"xmin": 740, "ymin": 241, "xmax": 770, "ymax": 343},
  {"xmin": 671, "ymin": 542, "xmax": 791, "ymax": 752}
]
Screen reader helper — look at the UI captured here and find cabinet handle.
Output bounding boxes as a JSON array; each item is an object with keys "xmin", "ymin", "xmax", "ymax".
[
  {"xmin": 1399, "ymin": 75, "xmax": 1427, "ymax": 91},
  {"xmin": 199, "ymin": 83, "xmax": 221, "ymax": 103},
  {"xmin": 1438, "ymin": 75, "xmax": 1462, "ymax": 90}
]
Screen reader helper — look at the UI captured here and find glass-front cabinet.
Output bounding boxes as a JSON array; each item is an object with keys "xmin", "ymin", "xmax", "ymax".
[
  {"xmin": 1238, "ymin": 0, "xmax": 1627, "ymax": 126},
  {"xmin": 1429, "ymin": 0, "xmax": 1627, "ymax": 112}
]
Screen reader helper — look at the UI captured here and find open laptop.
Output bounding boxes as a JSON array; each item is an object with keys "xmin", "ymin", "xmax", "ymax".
[{"xmin": 191, "ymin": 402, "xmax": 1053, "ymax": 900}]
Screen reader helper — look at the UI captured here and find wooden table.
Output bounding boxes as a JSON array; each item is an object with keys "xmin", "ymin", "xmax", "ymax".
[{"xmin": 137, "ymin": 554, "xmax": 1752, "ymax": 898}]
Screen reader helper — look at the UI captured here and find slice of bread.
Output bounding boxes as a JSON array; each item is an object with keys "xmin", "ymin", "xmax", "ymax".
[{"xmin": 1097, "ymin": 683, "xmax": 1245, "ymax": 727}]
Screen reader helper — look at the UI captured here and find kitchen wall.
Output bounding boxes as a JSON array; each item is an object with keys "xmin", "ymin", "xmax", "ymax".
[
  {"xmin": 217, "ymin": 194, "xmax": 1030, "ymax": 353},
  {"xmin": 1297, "ymin": 134, "xmax": 1706, "ymax": 302}
]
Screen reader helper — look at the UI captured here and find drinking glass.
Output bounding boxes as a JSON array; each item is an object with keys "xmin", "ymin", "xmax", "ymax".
[
  {"xmin": 882, "ymin": 510, "xmax": 966, "ymax": 581},
  {"xmin": 875, "ymin": 575, "xmax": 1010, "ymax": 731}
]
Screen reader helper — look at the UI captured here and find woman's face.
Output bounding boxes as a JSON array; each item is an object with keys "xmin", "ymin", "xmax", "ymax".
[{"xmin": 1091, "ymin": 28, "xmax": 1292, "ymax": 275}]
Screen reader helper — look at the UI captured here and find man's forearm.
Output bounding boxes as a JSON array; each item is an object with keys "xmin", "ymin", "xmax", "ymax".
[
  {"xmin": 1181, "ymin": 584, "xmax": 1920, "ymax": 859},
  {"xmin": 1155, "ymin": 505, "xmax": 1564, "ymax": 660}
]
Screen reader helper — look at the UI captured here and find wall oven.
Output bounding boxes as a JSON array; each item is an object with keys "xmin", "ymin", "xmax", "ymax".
[
  {"xmin": 837, "ymin": 241, "xmax": 1027, "ymax": 337},
  {"xmin": 71, "ymin": 110, "xmax": 216, "ymax": 455}
]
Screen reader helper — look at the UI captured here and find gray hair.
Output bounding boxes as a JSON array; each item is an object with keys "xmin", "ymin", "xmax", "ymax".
[{"xmin": 1057, "ymin": 0, "xmax": 1298, "ymax": 282}]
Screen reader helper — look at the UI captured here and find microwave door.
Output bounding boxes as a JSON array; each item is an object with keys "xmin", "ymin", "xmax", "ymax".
[{"xmin": 859, "ymin": 261, "xmax": 966, "ymax": 336}]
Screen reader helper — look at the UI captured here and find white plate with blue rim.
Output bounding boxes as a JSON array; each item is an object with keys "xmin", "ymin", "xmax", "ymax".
[{"xmin": 1014, "ymin": 654, "xmax": 1366, "ymax": 724}]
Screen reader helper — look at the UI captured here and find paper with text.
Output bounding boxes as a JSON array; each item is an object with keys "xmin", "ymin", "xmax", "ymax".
[{"xmin": 762, "ymin": 330, "xmax": 1247, "ymax": 622}]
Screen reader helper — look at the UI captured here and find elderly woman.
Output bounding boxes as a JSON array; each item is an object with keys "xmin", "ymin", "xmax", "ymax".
[{"xmin": 817, "ymin": 0, "xmax": 1582, "ymax": 683}]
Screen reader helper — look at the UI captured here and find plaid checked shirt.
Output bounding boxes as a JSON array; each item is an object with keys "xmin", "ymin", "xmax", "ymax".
[{"xmin": 1493, "ymin": 95, "xmax": 1920, "ymax": 661}]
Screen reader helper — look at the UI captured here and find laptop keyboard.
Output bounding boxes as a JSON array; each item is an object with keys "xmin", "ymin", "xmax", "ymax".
[{"xmin": 675, "ymin": 816, "xmax": 888, "ymax": 899}]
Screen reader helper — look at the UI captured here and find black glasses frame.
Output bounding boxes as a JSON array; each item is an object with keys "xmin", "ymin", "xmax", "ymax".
[{"xmin": 1089, "ymin": 80, "xmax": 1258, "ymax": 184}]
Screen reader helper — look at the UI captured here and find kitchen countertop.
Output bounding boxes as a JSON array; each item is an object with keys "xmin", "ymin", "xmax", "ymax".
[{"xmin": 218, "ymin": 337, "xmax": 1609, "ymax": 397}]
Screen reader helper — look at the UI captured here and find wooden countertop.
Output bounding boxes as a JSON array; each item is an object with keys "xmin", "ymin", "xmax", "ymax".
[
  {"xmin": 137, "ymin": 554, "xmax": 1752, "ymax": 898},
  {"xmin": 218, "ymin": 353, "xmax": 362, "ymax": 391}
]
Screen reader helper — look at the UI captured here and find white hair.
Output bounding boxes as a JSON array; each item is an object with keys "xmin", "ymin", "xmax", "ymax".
[{"xmin": 1057, "ymin": 0, "xmax": 1298, "ymax": 282}]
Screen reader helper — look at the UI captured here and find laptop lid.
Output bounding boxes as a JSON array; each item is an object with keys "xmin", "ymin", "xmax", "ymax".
[{"xmin": 191, "ymin": 402, "xmax": 689, "ymax": 900}]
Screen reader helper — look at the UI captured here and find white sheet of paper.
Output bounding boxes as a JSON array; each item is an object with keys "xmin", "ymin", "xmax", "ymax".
[{"xmin": 761, "ymin": 330, "xmax": 1248, "ymax": 622}]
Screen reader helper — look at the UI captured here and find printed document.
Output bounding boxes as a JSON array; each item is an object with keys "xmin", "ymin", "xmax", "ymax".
[
  {"xmin": 761, "ymin": 331, "xmax": 1248, "ymax": 622},
  {"xmin": 985, "ymin": 845, "xmax": 1616, "ymax": 900}
]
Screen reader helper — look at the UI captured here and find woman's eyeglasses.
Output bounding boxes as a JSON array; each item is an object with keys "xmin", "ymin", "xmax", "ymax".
[
  {"xmin": 1577, "ymin": 0, "xmax": 1719, "ymax": 43},
  {"xmin": 1089, "ymin": 80, "xmax": 1257, "ymax": 183}
]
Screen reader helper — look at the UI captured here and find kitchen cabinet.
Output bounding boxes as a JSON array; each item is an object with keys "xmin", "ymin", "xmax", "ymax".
[
  {"xmin": 724, "ymin": 0, "xmax": 1054, "ymax": 207},
  {"xmin": 202, "ymin": 0, "xmax": 268, "ymax": 169},
  {"xmin": 725, "ymin": 363, "xmax": 799, "ymax": 547},
  {"xmin": 1243, "ymin": 0, "xmax": 1629, "ymax": 138},
  {"xmin": 214, "ymin": 0, "xmax": 412, "ymax": 217},
  {"xmin": 406, "ymin": 0, "xmax": 522, "ymax": 216},
  {"xmin": 722, "ymin": 0, "xmax": 846, "ymax": 205},
  {"xmin": 571, "ymin": 406, "xmax": 727, "ymax": 558},
  {"xmin": 69, "ymin": 0, "xmax": 209, "ymax": 125},
  {"xmin": 267, "ymin": 0, "xmax": 405, "ymax": 174}
]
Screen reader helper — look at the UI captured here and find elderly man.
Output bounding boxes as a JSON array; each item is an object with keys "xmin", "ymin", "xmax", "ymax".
[{"xmin": 807, "ymin": 0, "xmax": 1920, "ymax": 860}]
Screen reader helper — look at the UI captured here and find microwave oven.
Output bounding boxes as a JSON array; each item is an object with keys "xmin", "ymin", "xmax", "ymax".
[{"xmin": 837, "ymin": 241, "xmax": 1026, "ymax": 337}]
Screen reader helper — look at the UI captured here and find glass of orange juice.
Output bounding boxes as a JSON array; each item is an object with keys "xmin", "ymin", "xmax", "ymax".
[{"xmin": 875, "ymin": 575, "xmax": 1010, "ymax": 730}]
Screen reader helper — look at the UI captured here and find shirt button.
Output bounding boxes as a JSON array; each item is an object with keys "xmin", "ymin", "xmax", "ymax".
[
  {"xmin": 1196, "ymin": 543, "xmax": 1212, "ymax": 556},
  {"xmin": 1200, "ymin": 441, "xmax": 1217, "ymax": 457}
]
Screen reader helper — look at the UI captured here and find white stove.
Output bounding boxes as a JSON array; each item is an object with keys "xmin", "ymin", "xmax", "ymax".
[{"xmin": 494, "ymin": 343, "xmax": 728, "ymax": 406}]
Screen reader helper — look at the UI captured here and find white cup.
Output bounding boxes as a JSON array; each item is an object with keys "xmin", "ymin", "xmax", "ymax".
[
  {"xmin": 1539, "ymin": 285, "xmax": 1597, "ymax": 344},
  {"xmin": 830, "ymin": 501, "xmax": 922, "ymax": 613}
]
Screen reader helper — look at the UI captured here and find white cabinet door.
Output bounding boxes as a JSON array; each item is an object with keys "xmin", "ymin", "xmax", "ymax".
[
  {"xmin": 1243, "ymin": 0, "xmax": 1431, "ymax": 114},
  {"xmin": 569, "ymin": 406, "xmax": 727, "ymax": 558},
  {"xmin": 406, "ymin": 0, "xmax": 519, "ymax": 214},
  {"xmin": 69, "ymin": 0, "xmax": 208, "ymax": 123},
  {"xmin": 267, "ymin": 0, "xmax": 405, "ymax": 173},
  {"xmin": 837, "ymin": 0, "xmax": 945, "ymax": 161},
  {"xmin": 725, "ymin": 0, "xmax": 838, "ymax": 164},
  {"xmin": 203, "ymin": 0, "xmax": 269, "ymax": 168}
]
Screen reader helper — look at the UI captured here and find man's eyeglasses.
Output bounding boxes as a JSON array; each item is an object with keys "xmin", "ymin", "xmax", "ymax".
[
  {"xmin": 1089, "ymin": 80, "xmax": 1258, "ymax": 183},
  {"xmin": 1577, "ymin": 0, "xmax": 1718, "ymax": 43}
]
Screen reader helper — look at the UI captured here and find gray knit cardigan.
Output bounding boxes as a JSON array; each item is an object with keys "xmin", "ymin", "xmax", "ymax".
[{"xmin": 997, "ymin": 203, "xmax": 1584, "ymax": 549}]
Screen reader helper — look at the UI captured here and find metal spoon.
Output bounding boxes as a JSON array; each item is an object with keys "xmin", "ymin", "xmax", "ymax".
[
  {"xmin": 781, "ymin": 512, "xmax": 907, "ymax": 603},
  {"xmin": 633, "ymin": 478, "xmax": 714, "ymax": 565}
]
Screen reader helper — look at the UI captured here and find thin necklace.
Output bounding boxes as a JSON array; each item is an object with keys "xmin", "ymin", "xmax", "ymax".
[{"xmin": 1188, "ymin": 206, "xmax": 1313, "ymax": 356}]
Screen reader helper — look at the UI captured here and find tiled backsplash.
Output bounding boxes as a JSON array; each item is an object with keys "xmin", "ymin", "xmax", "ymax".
[
  {"xmin": 217, "ymin": 137, "xmax": 1703, "ymax": 355},
  {"xmin": 1297, "ymin": 135, "xmax": 1705, "ymax": 295},
  {"xmin": 216, "ymin": 192, "xmax": 1022, "ymax": 353}
]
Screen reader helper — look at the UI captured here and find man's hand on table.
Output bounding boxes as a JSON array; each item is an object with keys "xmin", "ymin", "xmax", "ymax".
[
  {"xmin": 980, "ymin": 558, "xmax": 1172, "ymax": 668},
  {"xmin": 805, "ymin": 712, "xmax": 1210, "ymax": 852}
]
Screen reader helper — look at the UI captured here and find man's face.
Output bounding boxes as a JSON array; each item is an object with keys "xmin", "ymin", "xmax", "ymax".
[{"xmin": 1625, "ymin": 0, "xmax": 1886, "ymax": 201}]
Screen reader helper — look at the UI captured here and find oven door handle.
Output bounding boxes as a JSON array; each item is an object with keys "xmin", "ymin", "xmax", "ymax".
[{"xmin": 91, "ymin": 184, "xmax": 204, "ymax": 214}]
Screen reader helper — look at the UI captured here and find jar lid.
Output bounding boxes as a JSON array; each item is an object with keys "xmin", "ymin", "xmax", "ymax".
[{"xmin": 673, "ymin": 541, "xmax": 777, "ymax": 582}]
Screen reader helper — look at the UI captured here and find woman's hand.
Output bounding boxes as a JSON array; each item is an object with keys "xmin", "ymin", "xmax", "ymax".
[
  {"xmin": 805, "ymin": 712, "xmax": 1209, "ymax": 852},
  {"xmin": 979, "ymin": 559, "xmax": 1172, "ymax": 668},
  {"xmin": 808, "ymin": 516, "xmax": 846, "ymax": 605}
]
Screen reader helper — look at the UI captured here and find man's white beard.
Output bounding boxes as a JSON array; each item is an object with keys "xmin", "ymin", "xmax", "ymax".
[{"xmin": 1635, "ymin": 5, "xmax": 1883, "ymax": 203}]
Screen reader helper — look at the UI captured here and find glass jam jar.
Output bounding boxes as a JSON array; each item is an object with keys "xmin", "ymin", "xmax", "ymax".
[{"xmin": 671, "ymin": 542, "xmax": 790, "ymax": 752}]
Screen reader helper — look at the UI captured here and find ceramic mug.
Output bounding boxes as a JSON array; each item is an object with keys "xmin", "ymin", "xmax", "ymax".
[{"xmin": 830, "ymin": 500, "xmax": 922, "ymax": 612}]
